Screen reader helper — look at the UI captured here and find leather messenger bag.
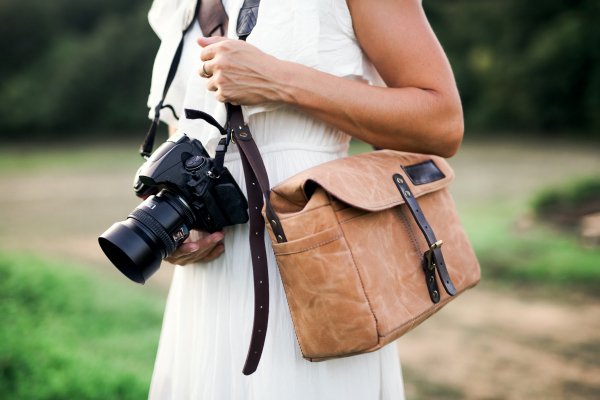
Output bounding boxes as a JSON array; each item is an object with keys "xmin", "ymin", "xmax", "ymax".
[{"xmin": 261, "ymin": 149, "xmax": 481, "ymax": 361}]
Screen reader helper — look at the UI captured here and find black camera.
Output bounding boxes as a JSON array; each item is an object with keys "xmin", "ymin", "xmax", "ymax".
[{"xmin": 99, "ymin": 132, "xmax": 248, "ymax": 284}]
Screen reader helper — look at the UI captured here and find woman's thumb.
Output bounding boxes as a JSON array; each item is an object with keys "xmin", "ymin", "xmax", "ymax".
[{"xmin": 197, "ymin": 36, "xmax": 228, "ymax": 47}]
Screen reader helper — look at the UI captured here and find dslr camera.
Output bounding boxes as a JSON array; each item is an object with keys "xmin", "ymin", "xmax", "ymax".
[{"xmin": 99, "ymin": 132, "xmax": 248, "ymax": 284}]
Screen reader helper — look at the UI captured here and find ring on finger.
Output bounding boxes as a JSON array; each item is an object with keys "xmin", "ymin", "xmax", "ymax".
[{"xmin": 201, "ymin": 62, "xmax": 211, "ymax": 77}]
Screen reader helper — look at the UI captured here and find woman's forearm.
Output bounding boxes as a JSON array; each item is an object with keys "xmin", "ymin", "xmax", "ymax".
[
  {"xmin": 273, "ymin": 60, "xmax": 463, "ymax": 157},
  {"xmin": 197, "ymin": 0, "xmax": 464, "ymax": 157}
]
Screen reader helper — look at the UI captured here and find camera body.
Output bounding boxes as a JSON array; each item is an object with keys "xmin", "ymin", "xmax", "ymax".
[
  {"xmin": 135, "ymin": 132, "xmax": 249, "ymax": 233},
  {"xmin": 99, "ymin": 133, "xmax": 248, "ymax": 284}
]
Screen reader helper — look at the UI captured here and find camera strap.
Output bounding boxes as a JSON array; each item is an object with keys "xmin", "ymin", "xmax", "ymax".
[{"xmin": 140, "ymin": 2, "xmax": 200, "ymax": 159}]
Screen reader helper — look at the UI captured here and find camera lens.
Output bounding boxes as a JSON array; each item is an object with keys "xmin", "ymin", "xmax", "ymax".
[{"xmin": 99, "ymin": 190, "xmax": 195, "ymax": 284}]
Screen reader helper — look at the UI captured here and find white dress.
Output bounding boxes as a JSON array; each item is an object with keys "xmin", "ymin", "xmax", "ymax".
[{"xmin": 147, "ymin": 0, "xmax": 405, "ymax": 399}]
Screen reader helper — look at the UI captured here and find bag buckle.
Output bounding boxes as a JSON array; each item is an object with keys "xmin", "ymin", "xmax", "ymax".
[
  {"xmin": 425, "ymin": 240, "xmax": 443, "ymax": 271},
  {"xmin": 423, "ymin": 240, "xmax": 443, "ymax": 303}
]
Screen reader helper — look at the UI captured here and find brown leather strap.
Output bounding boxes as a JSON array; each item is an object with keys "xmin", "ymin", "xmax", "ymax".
[
  {"xmin": 197, "ymin": 0, "xmax": 229, "ymax": 37},
  {"xmin": 393, "ymin": 173, "xmax": 457, "ymax": 297},
  {"xmin": 228, "ymin": 105, "xmax": 286, "ymax": 375},
  {"xmin": 196, "ymin": 0, "xmax": 277, "ymax": 375}
]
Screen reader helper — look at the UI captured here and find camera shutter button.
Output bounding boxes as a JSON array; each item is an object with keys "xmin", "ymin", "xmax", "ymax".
[{"xmin": 185, "ymin": 155, "xmax": 206, "ymax": 171}]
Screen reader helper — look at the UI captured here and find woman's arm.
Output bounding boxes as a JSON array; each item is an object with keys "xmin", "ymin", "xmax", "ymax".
[{"xmin": 199, "ymin": 0, "xmax": 463, "ymax": 157}]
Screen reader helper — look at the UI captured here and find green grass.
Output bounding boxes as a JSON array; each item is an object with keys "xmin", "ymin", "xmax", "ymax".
[
  {"xmin": 530, "ymin": 176, "xmax": 600, "ymax": 224},
  {"xmin": 0, "ymin": 144, "xmax": 143, "ymax": 174},
  {"xmin": 460, "ymin": 202, "xmax": 600, "ymax": 289},
  {"xmin": 0, "ymin": 251, "xmax": 165, "ymax": 399}
]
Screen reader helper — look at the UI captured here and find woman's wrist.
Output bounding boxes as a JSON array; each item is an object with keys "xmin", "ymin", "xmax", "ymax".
[{"xmin": 270, "ymin": 60, "xmax": 303, "ymax": 106}]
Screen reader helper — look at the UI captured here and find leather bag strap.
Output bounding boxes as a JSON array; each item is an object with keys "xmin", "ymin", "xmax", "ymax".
[
  {"xmin": 228, "ymin": 105, "xmax": 285, "ymax": 375},
  {"xmin": 393, "ymin": 173, "xmax": 457, "ymax": 298}
]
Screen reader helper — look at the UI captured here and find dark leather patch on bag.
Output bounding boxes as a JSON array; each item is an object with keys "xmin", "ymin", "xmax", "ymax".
[{"xmin": 402, "ymin": 160, "xmax": 445, "ymax": 185}]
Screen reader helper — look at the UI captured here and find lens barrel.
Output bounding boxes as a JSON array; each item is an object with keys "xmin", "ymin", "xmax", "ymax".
[{"xmin": 99, "ymin": 190, "xmax": 195, "ymax": 284}]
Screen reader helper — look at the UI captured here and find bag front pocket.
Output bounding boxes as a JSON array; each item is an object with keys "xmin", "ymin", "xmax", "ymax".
[{"xmin": 273, "ymin": 225, "xmax": 379, "ymax": 360}]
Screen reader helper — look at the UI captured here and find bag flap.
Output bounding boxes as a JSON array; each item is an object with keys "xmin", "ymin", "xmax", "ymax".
[{"xmin": 269, "ymin": 150, "xmax": 455, "ymax": 213}]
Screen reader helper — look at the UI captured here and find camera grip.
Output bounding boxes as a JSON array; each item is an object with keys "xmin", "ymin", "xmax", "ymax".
[{"xmin": 215, "ymin": 183, "xmax": 250, "ymax": 225}]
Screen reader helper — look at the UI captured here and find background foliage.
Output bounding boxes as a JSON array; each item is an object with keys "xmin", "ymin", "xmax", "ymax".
[
  {"xmin": 0, "ymin": 0, "xmax": 158, "ymax": 137},
  {"xmin": 0, "ymin": 0, "xmax": 598, "ymax": 139},
  {"xmin": 0, "ymin": 251, "xmax": 163, "ymax": 400},
  {"xmin": 426, "ymin": 0, "xmax": 600, "ymax": 135}
]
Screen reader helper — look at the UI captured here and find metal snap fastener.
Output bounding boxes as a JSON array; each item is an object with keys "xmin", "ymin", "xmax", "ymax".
[
  {"xmin": 396, "ymin": 177, "xmax": 404, "ymax": 184},
  {"xmin": 404, "ymin": 190, "xmax": 411, "ymax": 197},
  {"xmin": 240, "ymin": 132, "xmax": 248, "ymax": 137},
  {"xmin": 428, "ymin": 276, "xmax": 434, "ymax": 285},
  {"xmin": 433, "ymin": 290, "xmax": 439, "ymax": 300},
  {"xmin": 277, "ymin": 235, "xmax": 284, "ymax": 243},
  {"xmin": 271, "ymin": 220, "xmax": 278, "ymax": 229}
]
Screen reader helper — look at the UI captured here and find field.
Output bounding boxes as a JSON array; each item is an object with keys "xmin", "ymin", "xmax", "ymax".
[
  {"xmin": 0, "ymin": 252, "xmax": 162, "ymax": 399},
  {"xmin": 1, "ymin": 137, "xmax": 600, "ymax": 399}
]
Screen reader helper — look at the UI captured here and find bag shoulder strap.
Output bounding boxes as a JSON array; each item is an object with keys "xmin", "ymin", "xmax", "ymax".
[{"xmin": 228, "ymin": 105, "xmax": 285, "ymax": 375}]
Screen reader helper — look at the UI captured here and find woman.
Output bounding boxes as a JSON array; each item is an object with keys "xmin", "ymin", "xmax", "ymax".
[{"xmin": 147, "ymin": 0, "xmax": 463, "ymax": 398}]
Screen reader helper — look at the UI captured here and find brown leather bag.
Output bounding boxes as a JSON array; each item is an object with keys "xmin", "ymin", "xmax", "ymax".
[{"xmin": 261, "ymin": 149, "xmax": 481, "ymax": 361}]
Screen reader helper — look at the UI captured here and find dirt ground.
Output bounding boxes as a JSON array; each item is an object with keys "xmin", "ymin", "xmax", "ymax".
[{"xmin": 1, "ymin": 138, "xmax": 599, "ymax": 399}]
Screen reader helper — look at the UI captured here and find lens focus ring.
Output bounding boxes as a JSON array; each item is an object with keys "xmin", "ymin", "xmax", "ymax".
[
  {"xmin": 130, "ymin": 209, "xmax": 176, "ymax": 256},
  {"xmin": 160, "ymin": 190, "xmax": 195, "ymax": 226}
]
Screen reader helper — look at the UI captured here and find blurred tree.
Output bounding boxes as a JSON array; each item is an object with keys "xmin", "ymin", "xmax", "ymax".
[
  {"xmin": 0, "ymin": 0, "xmax": 598, "ymax": 139},
  {"xmin": 424, "ymin": 0, "xmax": 600, "ymax": 135},
  {"xmin": 0, "ymin": 0, "xmax": 158, "ymax": 138}
]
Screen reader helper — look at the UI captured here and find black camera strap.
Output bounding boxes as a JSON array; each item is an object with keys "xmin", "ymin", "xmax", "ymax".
[{"xmin": 140, "ymin": 2, "xmax": 200, "ymax": 158}]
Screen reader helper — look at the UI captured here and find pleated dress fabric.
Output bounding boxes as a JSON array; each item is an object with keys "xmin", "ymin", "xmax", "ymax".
[{"xmin": 146, "ymin": 0, "xmax": 405, "ymax": 399}]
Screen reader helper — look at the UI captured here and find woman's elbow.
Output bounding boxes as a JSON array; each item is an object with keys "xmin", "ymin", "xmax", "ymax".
[{"xmin": 432, "ymin": 98, "xmax": 464, "ymax": 158}]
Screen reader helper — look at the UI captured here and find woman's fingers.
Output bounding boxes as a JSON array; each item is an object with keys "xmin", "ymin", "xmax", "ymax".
[
  {"xmin": 196, "ymin": 36, "xmax": 283, "ymax": 105},
  {"xmin": 166, "ymin": 232, "xmax": 223, "ymax": 261},
  {"xmin": 174, "ymin": 242, "xmax": 224, "ymax": 266},
  {"xmin": 165, "ymin": 231, "xmax": 226, "ymax": 265},
  {"xmin": 198, "ymin": 243, "xmax": 225, "ymax": 263},
  {"xmin": 178, "ymin": 242, "xmax": 200, "ymax": 254},
  {"xmin": 205, "ymin": 75, "xmax": 218, "ymax": 92},
  {"xmin": 198, "ymin": 36, "xmax": 229, "ymax": 61},
  {"xmin": 200, "ymin": 60, "xmax": 213, "ymax": 78}
]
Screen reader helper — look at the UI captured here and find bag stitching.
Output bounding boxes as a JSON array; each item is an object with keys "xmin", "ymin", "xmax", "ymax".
[
  {"xmin": 396, "ymin": 206, "xmax": 423, "ymax": 255},
  {"xmin": 338, "ymin": 211, "xmax": 370, "ymax": 225},
  {"xmin": 275, "ymin": 235, "xmax": 343, "ymax": 255},
  {"xmin": 276, "ymin": 203, "xmax": 331, "ymax": 220}
]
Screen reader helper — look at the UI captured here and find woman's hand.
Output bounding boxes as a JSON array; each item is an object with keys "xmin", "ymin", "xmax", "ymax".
[
  {"xmin": 197, "ymin": 37, "xmax": 284, "ymax": 105},
  {"xmin": 164, "ymin": 230, "xmax": 227, "ymax": 266}
]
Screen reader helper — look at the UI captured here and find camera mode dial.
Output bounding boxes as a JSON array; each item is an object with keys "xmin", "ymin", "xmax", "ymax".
[{"xmin": 184, "ymin": 155, "xmax": 206, "ymax": 171}]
